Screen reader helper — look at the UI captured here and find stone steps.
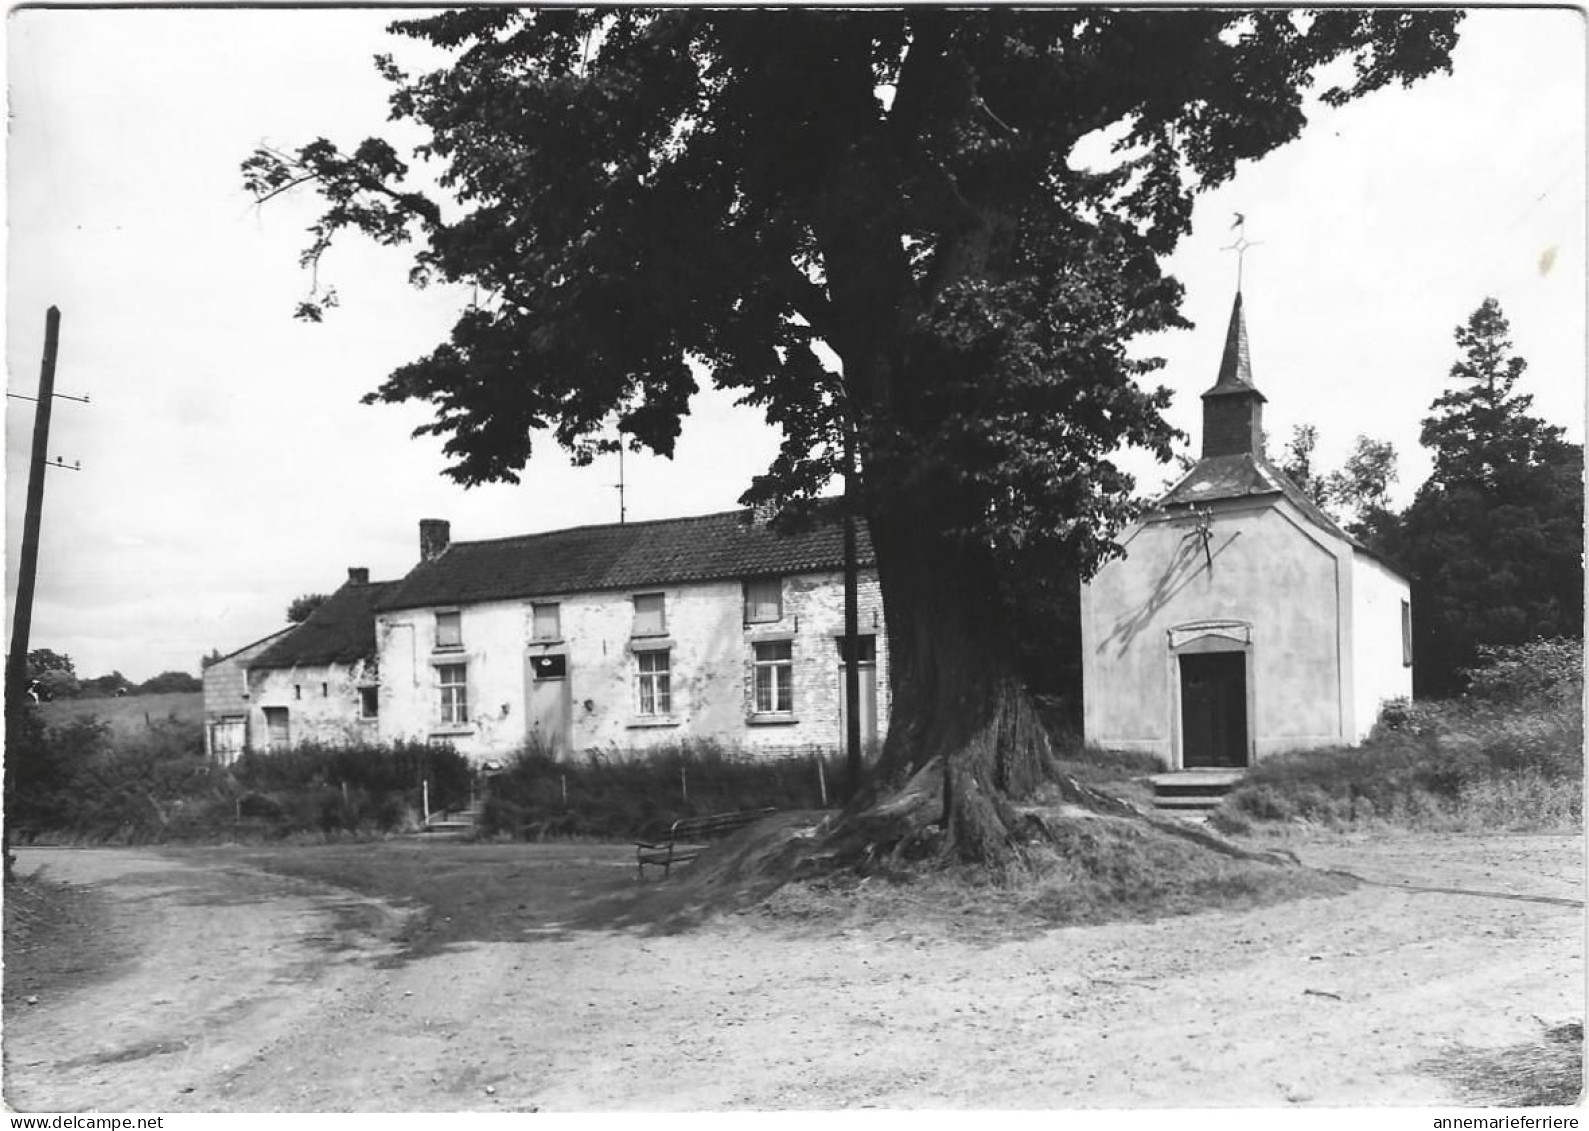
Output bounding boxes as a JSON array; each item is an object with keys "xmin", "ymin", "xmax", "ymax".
[{"xmin": 1148, "ymin": 770, "xmax": 1245, "ymax": 812}]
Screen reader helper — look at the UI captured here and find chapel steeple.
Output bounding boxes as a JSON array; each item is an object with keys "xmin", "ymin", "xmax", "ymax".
[{"xmin": 1199, "ymin": 291, "xmax": 1267, "ymax": 459}]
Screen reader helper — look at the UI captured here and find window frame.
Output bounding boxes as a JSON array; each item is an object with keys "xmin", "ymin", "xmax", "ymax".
[
  {"xmin": 752, "ymin": 639, "xmax": 795, "ymax": 715},
  {"xmin": 531, "ymin": 601, "xmax": 562, "ymax": 642},
  {"xmin": 1401, "ymin": 599, "xmax": 1413, "ymax": 668},
  {"xmin": 632, "ymin": 592, "xmax": 667, "ymax": 637},
  {"xmin": 635, "ymin": 649, "xmax": 672, "ymax": 716},
  {"xmin": 743, "ymin": 576, "xmax": 783, "ymax": 624},
  {"xmin": 358, "ymin": 686, "xmax": 379, "ymax": 720},
  {"xmin": 436, "ymin": 662, "xmax": 469, "ymax": 727},
  {"xmin": 435, "ymin": 609, "xmax": 464, "ymax": 652}
]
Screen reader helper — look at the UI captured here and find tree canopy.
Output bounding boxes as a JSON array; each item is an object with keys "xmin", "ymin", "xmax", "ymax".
[
  {"xmin": 1384, "ymin": 298, "xmax": 1583, "ymax": 697},
  {"xmin": 248, "ymin": 9, "xmax": 1463, "ymax": 866},
  {"xmin": 286, "ymin": 593, "xmax": 330, "ymax": 625},
  {"xmin": 1277, "ymin": 425, "xmax": 1399, "ymax": 543}
]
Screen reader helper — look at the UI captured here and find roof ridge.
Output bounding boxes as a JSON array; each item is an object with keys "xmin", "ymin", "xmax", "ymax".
[{"xmin": 445, "ymin": 507, "xmax": 753, "ymax": 550}]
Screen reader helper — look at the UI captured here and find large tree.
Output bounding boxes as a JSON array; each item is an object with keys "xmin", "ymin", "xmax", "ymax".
[
  {"xmin": 1386, "ymin": 298, "xmax": 1583, "ymax": 697},
  {"xmin": 248, "ymin": 9, "xmax": 1462, "ymax": 867}
]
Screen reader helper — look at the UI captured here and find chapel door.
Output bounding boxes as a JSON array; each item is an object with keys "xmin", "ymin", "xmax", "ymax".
[
  {"xmin": 1180, "ymin": 652, "xmax": 1247, "ymax": 768},
  {"xmin": 526, "ymin": 651, "xmax": 572, "ymax": 757}
]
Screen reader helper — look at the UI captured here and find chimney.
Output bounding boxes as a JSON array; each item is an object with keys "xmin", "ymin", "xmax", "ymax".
[
  {"xmin": 347, "ymin": 567, "xmax": 370, "ymax": 587},
  {"xmin": 419, "ymin": 519, "xmax": 451, "ymax": 562},
  {"xmin": 1200, "ymin": 292, "xmax": 1267, "ymax": 459}
]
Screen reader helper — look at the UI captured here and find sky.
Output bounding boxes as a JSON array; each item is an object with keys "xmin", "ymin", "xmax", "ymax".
[{"xmin": 6, "ymin": 7, "xmax": 1584, "ymax": 684}]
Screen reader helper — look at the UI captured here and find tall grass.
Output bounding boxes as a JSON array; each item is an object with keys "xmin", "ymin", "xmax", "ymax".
[
  {"xmin": 480, "ymin": 739, "xmax": 849, "ymax": 841},
  {"xmin": 1216, "ymin": 637, "xmax": 1583, "ymax": 833},
  {"xmin": 5, "ymin": 704, "xmax": 473, "ymax": 844}
]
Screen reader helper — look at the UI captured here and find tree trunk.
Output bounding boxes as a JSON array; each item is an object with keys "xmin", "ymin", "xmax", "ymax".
[{"xmin": 823, "ymin": 500, "xmax": 1073, "ymax": 872}]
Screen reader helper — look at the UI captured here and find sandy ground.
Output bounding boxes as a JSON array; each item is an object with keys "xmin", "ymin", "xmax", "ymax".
[{"xmin": 3, "ymin": 831, "xmax": 1581, "ymax": 1112}]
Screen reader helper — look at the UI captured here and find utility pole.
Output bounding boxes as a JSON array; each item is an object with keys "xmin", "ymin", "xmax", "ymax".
[
  {"xmin": 842, "ymin": 424, "xmax": 862, "ymax": 800},
  {"xmin": 5, "ymin": 307, "xmax": 62, "ymax": 879},
  {"xmin": 7, "ymin": 307, "xmax": 61, "ymax": 702}
]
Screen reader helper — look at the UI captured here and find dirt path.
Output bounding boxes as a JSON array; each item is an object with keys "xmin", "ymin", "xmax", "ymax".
[
  {"xmin": 3, "ymin": 849, "xmax": 411, "ymax": 1112},
  {"xmin": 4, "ymin": 833, "xmax": 1581, "ymax": 1111}
]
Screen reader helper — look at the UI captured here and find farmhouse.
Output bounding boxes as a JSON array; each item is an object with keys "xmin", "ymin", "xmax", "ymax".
[
  {"xmin": 1080, "ymin": 291, "xmax": 1412, "ymax": 769},
  {"xmin": 369, "ymin": 510, "xmax": 889, "ymax": 763},
  {"xmin": 240, "ymin": 570, "xmax": 399, "ymax": 753},
  {"xmin": 201, "ymin": 625, "xmax": 294, "ymax": 764}
]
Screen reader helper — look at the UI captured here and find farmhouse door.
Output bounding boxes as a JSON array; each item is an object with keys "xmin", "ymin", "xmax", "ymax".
[
  {"xmin": 838, "ymin": 635, "xmax": 878, "ymax": 747},
  {"xmin": 1180, "ymin": 652, "xmax": 1248, "ymax": 768},
  {"xmin": 526, "ymin": 651, "xmax": 572, "ymax": 757},
  {"xmin": 262, "ymin": 706, "xmax": 290, "ymax": 752}
]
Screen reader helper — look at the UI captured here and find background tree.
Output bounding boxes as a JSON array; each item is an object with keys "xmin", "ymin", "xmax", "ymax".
[
  {"xmin": 286, "ymin": 593, "xmax": 329, "ymax": 625},
  {"xmin": 248, "ymin": 9, "xmax": 1462, "ymax": 867},
  {"xmin": 25, "ymin": 649, "xmax": 80, "ymax": 701},
  {"xmin": 1276, "ymin": 425, "xmax": 1399, "ymax": 542},
  {"xmin": 137, "ymin": 671, "xmax": 204, "ymax": 695},
  {"xmin": 1278, "ymin": 424, "xmax": 1330, "ymax": 509},
  {"xmin": 1384, "ymin": 298, "xmax": 1583, "ymax": 697},
  {"xmin": 82, "ymin": 671, "xmax": 135, "ymax": 698}
]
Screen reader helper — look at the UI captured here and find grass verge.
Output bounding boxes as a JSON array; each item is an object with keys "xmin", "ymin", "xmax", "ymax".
[{"xmin": 1418, "ymin": 1020, "xmax": 1583, "ymax": 1107}]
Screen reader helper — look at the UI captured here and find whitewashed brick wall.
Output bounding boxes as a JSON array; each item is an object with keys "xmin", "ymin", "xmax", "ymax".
[{"xmin": 375, "ymin": 569, "xmax": 889, "ymax": 763}]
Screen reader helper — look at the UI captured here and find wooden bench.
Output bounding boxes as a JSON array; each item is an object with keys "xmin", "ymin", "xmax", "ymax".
[{"xmin": 635, "ymin": 808, "xmax": 776, "ymax": 880}]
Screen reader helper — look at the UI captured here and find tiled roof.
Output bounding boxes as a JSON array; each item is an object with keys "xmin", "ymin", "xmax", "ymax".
[
  {"xmin": 250, "ymin": 580, "xmax": 400, "ymax": 668},
  {"xmin": 1156, "ymin": 453, "xmax": 1350, "ymax": 536},
  {"xmin": 378, "ymin": 508, "xmax": 875, "ymax": 612},
  {"xmin": 1153, "ymin": 452, "xmax": 1408, "ymax": 576}
]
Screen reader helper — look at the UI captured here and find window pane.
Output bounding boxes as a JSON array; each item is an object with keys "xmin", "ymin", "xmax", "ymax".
[
  {"xmin": 532, "ymin": 603, "xmax": 561, "ymax": 640},
  {"xmin": 754, "ymin": 640, "xmax": 792, "ymax": 662},
  {"xmin": 753, "ymin": 641, "xmax": 793, "ymax": 713},
  {"xmin": 744, "ymin": 577, "xmax": 782, "ymax": 623},
  {"xmin": 634, "ymin": 593, "xmax": 665, "ymax": 636},
  {"xmin": 637, "ymin": 649, "xmax": 670, "ymax": 715},
  {"xmin": 438, "ymin": 663, "xmax": 467, "ymax": 724},
  {"xmin": 436, "ymin": 611, "xmax": 462, "ymax": 648}
]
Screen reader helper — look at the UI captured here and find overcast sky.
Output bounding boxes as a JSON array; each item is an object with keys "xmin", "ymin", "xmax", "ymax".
[{"xmin": 7, "ymin": 8, "xmax": 1584, "ymax": 683}]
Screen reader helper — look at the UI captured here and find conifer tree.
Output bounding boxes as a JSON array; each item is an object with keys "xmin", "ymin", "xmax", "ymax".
[{"xmin": 1389, "ymin": 298, "xmax": 1583, "ymax": 696}]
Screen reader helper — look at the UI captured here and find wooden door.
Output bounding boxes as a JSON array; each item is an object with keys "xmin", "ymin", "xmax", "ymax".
[
  {"xmin": 262, "ymin": 707, "xmax": 290, "ymax": 752},
  {"xmin": 526, "ymin": 651, "xmax": 572, "ymax": 757},
  {"xmin": 1180, "ymin": 652, "xmax": 1247, "ymax": 768},
  {"xmin": 838, "ymin": 636, "xmax": 878, "ymax": 747}
]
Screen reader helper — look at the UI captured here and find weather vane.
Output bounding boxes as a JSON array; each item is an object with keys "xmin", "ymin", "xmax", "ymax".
[{"xmin": 1220, "ymin": 213, "xmax": 1263, "ymax": 292}]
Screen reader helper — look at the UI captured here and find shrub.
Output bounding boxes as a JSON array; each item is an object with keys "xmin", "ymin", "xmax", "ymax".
[
  {"xmin": 1464, "ymin": 638, "xmax": 1583, "ymax": 706},
  {"xmin": 4, "ymin": 716, "xmax": 476, "ymax": 843},
  {"xmin": 1218, "ymin": 657, "xmax": 1583, "ymax": 834},
  {"xmin": 479, "ymin": 740, "xmax": 845, "ymax": 840}
]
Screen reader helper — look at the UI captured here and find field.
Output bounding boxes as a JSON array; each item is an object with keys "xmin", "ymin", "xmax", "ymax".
[{"xmin": 36, "ymin": 692, "xmax": 203, "ymax": 739}]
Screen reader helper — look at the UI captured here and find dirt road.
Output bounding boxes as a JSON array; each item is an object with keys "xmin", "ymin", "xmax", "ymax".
[{"xmin": 4, "ymin": 832, "xmax": 1581, "ymax": 1111}]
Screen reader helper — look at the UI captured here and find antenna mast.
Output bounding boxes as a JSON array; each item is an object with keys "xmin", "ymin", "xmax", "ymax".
[{"xmin": 615, "ymin": 443, "xmax": 626, "ymax": 525}]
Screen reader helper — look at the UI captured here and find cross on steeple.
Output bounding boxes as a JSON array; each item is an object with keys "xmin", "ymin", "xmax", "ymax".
[{"xmin": 1220, "ymin": 213, "xmax": 1263, "ymax": 292}]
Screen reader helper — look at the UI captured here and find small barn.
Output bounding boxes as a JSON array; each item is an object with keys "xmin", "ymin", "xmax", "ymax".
[
  {"xmin": 1081, "ymin": 291, "xmax": 1412, "ymax": 771},
  {"xmin": 243, "ymin": 569, "xmax": 398, "ymax": 751}
]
